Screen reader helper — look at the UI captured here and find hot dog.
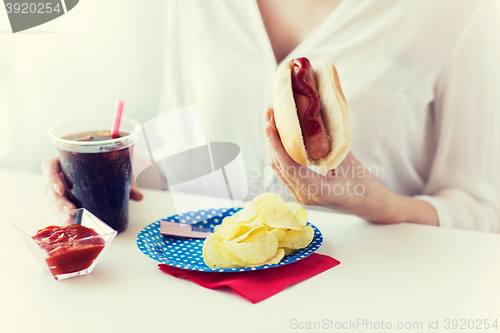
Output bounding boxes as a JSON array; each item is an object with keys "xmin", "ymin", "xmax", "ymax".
[
  {"xmin": 291, "ymin": 57, "xmax": 330, "ymax": 160},
  {"xmin": 272, "ymin": 57, "xmax": 351, "ymax": 170}
]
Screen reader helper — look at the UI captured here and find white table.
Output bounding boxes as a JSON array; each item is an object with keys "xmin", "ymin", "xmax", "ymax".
[{"xmin": 1, "ymin": 168, "xmax": 499, "ymax": 333}]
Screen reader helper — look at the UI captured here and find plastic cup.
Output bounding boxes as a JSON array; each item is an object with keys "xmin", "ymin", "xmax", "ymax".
[{"xmin": 49, "ymin": 116, "xmax": 142, "ymax": 233}]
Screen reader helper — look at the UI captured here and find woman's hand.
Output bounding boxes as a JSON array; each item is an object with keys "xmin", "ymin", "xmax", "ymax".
[
  {"xmin": 41, "ymin": 156, "xmax": 143, "ymax": 213},
  {"xmin": 265, "ymin": 108, "xmax": 438, "ymax": 225}
]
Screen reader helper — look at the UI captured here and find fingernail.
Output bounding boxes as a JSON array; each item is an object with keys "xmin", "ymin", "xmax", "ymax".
[
  {"xmin": 265, "ymin": 110, "xmax": 272, "ymax": 122},
  {"xmin": 265, "ymin": 128, "xmax": 271, "ymax": 138},
  {"xmin": 62, "ymin": 205, "xmax": 70, "ymax": 212},
  {"xmin": 53, "ymin": 183, "xmax": 62, "ymax": 195}
]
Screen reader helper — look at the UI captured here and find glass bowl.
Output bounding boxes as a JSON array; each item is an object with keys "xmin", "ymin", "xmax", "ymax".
[{"xmin": 12, "ymin": 209, "xmax": 117, "ymax": 280}]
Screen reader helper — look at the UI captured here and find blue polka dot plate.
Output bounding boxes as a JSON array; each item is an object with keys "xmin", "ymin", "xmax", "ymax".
[{"xmin": 136, "ymin": 207, "xmax": 323, "ymax": 272}]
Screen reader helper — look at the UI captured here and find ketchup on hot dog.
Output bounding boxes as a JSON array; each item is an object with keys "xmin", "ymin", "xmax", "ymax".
[{"xmin": 291, "ymin": 57, "xmax": 330, "ymax": 160}]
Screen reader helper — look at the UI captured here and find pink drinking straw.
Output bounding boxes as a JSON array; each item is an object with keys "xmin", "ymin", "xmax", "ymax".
[{"xmin": 111, "ymin": 100, "xmax": 124, "ymax": 138}]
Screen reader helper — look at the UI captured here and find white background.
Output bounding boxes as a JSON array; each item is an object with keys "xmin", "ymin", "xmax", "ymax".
[{"xmin": 0, "ymin": 0, "xmax": 500, "ymax": 173}]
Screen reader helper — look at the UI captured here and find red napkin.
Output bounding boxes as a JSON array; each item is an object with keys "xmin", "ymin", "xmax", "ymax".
[{"xmin": 158, "ymin": 253, "xmax": 340, "ymax": 303}]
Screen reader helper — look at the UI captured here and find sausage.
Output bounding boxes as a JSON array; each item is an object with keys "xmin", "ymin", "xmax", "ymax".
[
  {"xmin": 272, "ymin": 58, "xmax": 351, "ymax": 170},
  {"xmin": 290, "ymin": 57, "xmax": 330, "ymax": 160}
]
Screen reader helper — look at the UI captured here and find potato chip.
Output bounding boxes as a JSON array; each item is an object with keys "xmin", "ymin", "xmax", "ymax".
[
  {"xmin": 294, "ymin": 207, "xmax": 308, "ymax": 227},
  {"xmin": 221, "ymin": 216, "xmax": 234, "ymax": 225},
  {"xmin": 214, "ymin": 216, "xmax": 236, "ymax": 233},
  {"xmin": 278, "ymin": 226, "xmax": 315, "ymax": 249},
  {"xmin": 237, "ymin": 215, "xmax": 265, "ymax": 228},
  {"xmin": 235, "ymin": 200, "xmax": 258, "ymax": 223},
  {"xmin": 219, "ymin": 242, "xmax": 245, "ymax": 266},
  {"xmin": 232, "ymin": 225, "xmax": 267, "ymax": 243},
  {"xmin": 203, "ymin": 233, "xmax": 234, "ymax": 268},
  {"xmin": 286, "ymin": 202, "xmax": 308, "ymax": 227},
  {"xmin": 262, "ymin": 248, "xmax": 285, "ymax": 265},
  {"xmin": 202, "ymin": 193, "xmax": 314, "ymax": 268},
  {"xmin": 251, "ymin": 192, "xmax": 274, "ymax": 205},
  {"xmin": 258, "ymin": 195, "xmax": 301, "ymax": 230},
  {"xmin": 221, "ymin": 223, "xmax": 251, "ymax": 241},
  {"xmin": 285, "ymin": 201, "xmax": 302, "ymax": 214},
  {"xmin": 269, "ymin": 228, "xmax": 286, "ymax": 241},
  {"xmin": 230, "ymin": 210, "xmax": 242, "ymax": 221},
  {"xmin": 224, "ymin": 231, "xmax": 278, "ymax": 265}
]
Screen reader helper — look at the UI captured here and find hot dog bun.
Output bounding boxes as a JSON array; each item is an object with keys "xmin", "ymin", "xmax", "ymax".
[{"xmin": 272, "ymin": 59, "xmax": 352, "ymax": 170}]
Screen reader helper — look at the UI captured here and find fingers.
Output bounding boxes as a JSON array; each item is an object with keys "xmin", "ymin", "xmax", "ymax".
[
  {"xmin": 265, "ymin": 108, "xmax": 309, "ymax": 202},
  {"xmin": 266, "ymin": 108, "xmax": 293, "ymax": 181},
  {"xmin": 42, "ymin": 156, "xmax": 75, "ymax": 212},
  {"xmin": 267, "ymin": 138, "xmax": 298, "ymax": 199},
  {"xmin": 44, "ymin": 174, "xmax": 76, "ymax": 213},
  {"xmin": 130, "ymin": 189, "xmax": 144, "ymax": 201},
  {"xmin": 265, "ymin": 109, "xmax": 310, "ymax": 185},
  {"xmin": 130, "ymin": 177, "xmax": 144, "ymax": 201},
  {"xmin": 265, "ymin": 108, "xmax": 299, "ymax": 168},
  {"xmin": 42, "ymin": 156, "xmax": 65, "ymax": 196},
  {"xmin": 265, "ymin": 108, "xmax": 325, "ymax": 205}
]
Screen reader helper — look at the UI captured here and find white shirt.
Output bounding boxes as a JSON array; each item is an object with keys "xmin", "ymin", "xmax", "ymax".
[{"xmin": 160, "ymin": 0, "xmax": 500, "ymax": 232}]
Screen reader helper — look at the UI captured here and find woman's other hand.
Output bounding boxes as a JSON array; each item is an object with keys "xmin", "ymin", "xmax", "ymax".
[{"xmin": 42, "ymin": 156, "xmax": 143, "ymax": 213}]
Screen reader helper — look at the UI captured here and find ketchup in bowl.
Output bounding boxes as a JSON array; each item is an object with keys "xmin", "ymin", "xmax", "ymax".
[{"xmin": 32, "ymin": 225, "xmax": 105, "ymax": 277}]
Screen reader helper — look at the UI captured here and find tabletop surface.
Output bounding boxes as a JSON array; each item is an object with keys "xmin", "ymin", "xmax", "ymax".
[{"xmin": 1, "ymin": 168, "xmax": 499, "ymax": 333}]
